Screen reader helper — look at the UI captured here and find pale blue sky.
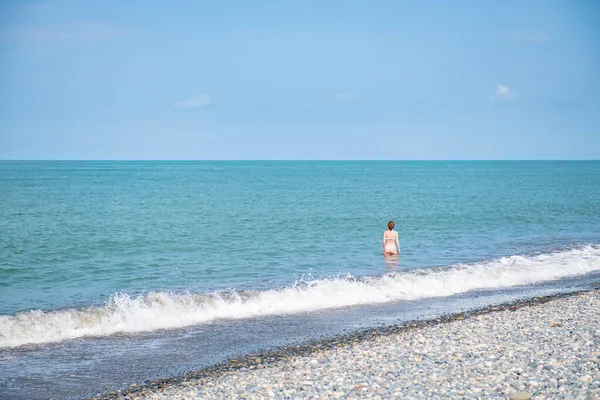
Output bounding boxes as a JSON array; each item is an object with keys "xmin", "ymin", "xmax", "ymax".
[{"xmin": 0, "ymin": 0, "xmax": 598, "ymax": 159}]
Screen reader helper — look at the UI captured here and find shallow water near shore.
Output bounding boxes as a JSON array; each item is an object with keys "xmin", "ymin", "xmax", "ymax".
[
  {"xmin": 1, "ymin": 273, "xmax": 599, "ymax": 400},
  {"xmin": 1, "ymin": 161, "xmax": 599, "ymax": 399}
]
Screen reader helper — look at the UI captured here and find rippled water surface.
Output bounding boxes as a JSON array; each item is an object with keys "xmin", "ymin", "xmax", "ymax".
[{"xmin": 1, "ymin": 161, "xmax": 599, "ymax": 332}]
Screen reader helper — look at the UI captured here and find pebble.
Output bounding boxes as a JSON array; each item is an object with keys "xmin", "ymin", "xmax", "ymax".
[
  {"xmin": 90, "ymin": 290, "xmax": 600, "ymax": 400},
  {"xmin": 510, "ymin": 391, "xmax": 533, "ymax": 400}
]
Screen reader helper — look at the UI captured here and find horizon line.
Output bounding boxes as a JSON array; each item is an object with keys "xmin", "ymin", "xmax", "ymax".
[{"xmin": 1, "ymin": 158, "xmax": 598, "ymax": 162}]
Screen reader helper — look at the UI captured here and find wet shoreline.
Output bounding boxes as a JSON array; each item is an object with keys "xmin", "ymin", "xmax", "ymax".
[{"xmin": 90, "ymin": 285, "xmax": 599, "ymax": 399}]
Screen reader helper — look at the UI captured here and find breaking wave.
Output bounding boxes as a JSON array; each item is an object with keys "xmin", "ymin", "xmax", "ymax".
[{"xmin": 1, "ymin": 245, "xmax": 599, "ymax": 348}]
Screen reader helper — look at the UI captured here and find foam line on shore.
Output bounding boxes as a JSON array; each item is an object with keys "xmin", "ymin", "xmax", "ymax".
[{"xmin": 89, "ymin": 286, "xmax": 600, "ymax": 400}]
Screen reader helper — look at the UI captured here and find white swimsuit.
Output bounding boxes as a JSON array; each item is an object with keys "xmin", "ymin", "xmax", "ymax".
[{"xmin": 384, "ymin": 233, "xmax": 397, "ymax": 253}]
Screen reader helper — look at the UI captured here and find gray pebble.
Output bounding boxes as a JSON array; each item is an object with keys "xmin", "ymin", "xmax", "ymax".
[{"xmin": 108, "ymin": 291, "xmax": 600, "ymax": 400}]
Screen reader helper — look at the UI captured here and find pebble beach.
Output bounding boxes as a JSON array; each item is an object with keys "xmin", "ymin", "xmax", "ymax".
[{"xmin": 93, "ymin": 289, "xmax": 600, "ymax": 400}]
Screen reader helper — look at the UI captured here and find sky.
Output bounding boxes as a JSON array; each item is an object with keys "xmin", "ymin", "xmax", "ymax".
[{"xmin": 0, "ymin": 0, "xmax": 598, "ymax": 160}]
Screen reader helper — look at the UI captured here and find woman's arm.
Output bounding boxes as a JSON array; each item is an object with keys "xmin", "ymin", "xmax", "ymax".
[{"xmin": 395, "ymin": 232, "xmax": 400, "ymax": 253}]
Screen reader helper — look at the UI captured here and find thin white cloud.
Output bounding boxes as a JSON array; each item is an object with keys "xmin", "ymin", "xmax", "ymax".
[
  {"xmin": 491, "ymin": 85, "xmax": 518, "ymax": 102},
  {"xmin": 334, "ymin": 92, "xmax": 356, "ymax": 101},
  {"xmin": 23, "ymin": 1, "xmax": 59, "ymax": 14},
  {"xmin": 9, "ymin": 22, "xmax": 128, "ymax": 44},
  {"xmin": 173, "ymin": 93, "xmax": 211, "ymax": 109}
]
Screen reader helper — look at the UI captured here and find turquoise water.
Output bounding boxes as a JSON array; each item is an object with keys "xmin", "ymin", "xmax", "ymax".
[{"xmin": 1, "ymin": 161, "xmax": 600, "ymax": 347}]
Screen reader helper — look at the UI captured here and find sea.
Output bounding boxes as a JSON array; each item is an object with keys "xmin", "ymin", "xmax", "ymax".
[{"xmin": 1, "ymin": 160, "xmax": 599, "ymax": 399}]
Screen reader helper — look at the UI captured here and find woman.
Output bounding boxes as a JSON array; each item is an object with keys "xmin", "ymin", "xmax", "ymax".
[{"xmin": 383, "ymin": 220, "xmax": 400, "ymax": 256}]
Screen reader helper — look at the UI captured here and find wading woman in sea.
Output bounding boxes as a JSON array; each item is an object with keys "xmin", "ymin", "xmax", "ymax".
[{"xmin": 383, "ymin": 220, "xmax": 400, "ymax": 256}]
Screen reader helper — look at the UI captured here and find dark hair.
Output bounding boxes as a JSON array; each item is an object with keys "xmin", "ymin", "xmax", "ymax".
[{"xmin": 388, "ymin": 221, "xmax": 395, "ymax": 230}]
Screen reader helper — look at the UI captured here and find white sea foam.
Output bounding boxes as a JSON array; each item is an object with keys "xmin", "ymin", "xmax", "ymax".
[{"xmin": 1, "ymin": 245, "xmax": 599, "ymax": 348}]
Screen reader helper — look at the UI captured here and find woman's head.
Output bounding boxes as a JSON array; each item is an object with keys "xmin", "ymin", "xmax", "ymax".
[{"xmin": 387, "ymin": 221, "xmax": 395, "ymax": 230}]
